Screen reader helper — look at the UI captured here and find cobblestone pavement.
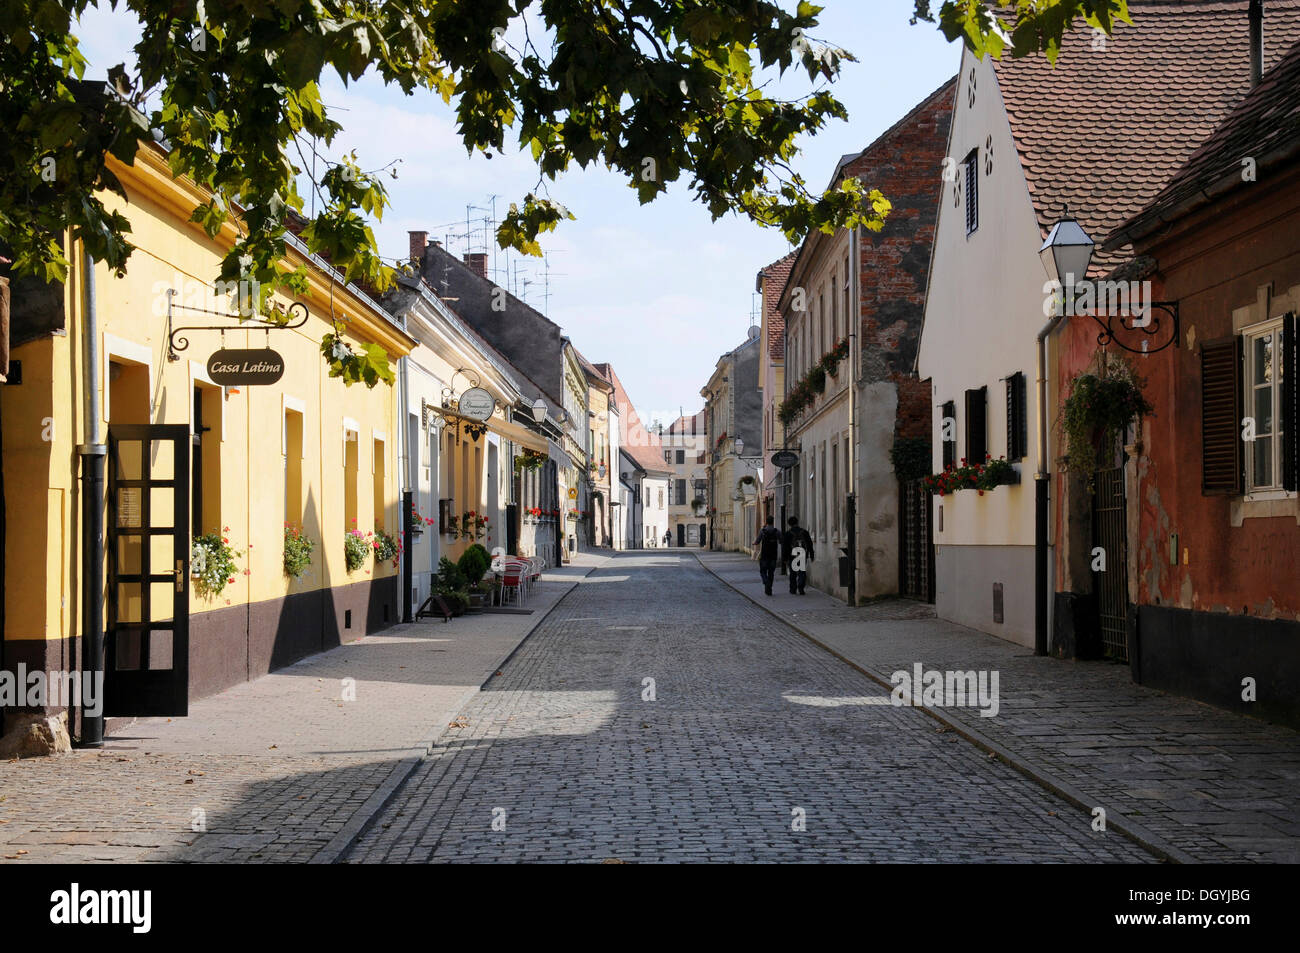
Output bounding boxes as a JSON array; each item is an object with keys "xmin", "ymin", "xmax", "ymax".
[
  {"xmin": 347, "ymin": 552, "xmax": 1154, "ymax": 862},
  {"xmin": 0, "ymin": 557, "xmax": 604, "ymax": 863},
  {"xmin": 700, "ymin": 551, "xmax": 1300, "ymax": 864}
]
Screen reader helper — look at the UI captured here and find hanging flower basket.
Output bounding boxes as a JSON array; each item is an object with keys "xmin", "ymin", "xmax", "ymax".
[
  {"xmin": 192, "ymin": 530, "xmax": 238, "ymax": 597},
  {"xmin": 1059, "ymin": 359, "xmax": 1153, "ymax": 477}
]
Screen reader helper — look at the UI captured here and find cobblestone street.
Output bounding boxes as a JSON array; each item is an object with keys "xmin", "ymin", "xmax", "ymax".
[{"xmin": 347, "ymin": 553, "xmax": 1153, "ymax": 862}]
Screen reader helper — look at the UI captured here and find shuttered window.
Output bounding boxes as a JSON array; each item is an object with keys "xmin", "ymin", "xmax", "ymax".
[
  {"xmin": 1006, "ymin": 371, "xmax": 1027, "ymax": 460},
  {"xmin": 965, "ymin": 386, "xmax": 987, "ymax": 464},
  {"xmin": 1201, "ymin": 337, "xmax": 1243, "ymax": 495},
  {"xmin": 941, "ymin": 400, "xmax": 956, "ymax": 468},
  {"xmin": 963, "ymin": 149, "xmax": 979, "ymax": 235},
  {"xmin": 1284, "ymin": 313, "xmax": 1298, "ymax": 492}
]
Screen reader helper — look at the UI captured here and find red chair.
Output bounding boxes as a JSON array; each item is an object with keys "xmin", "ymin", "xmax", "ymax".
[{"xmin": 500, "ymin": 564, "xmax": 525, "ymax": 606}]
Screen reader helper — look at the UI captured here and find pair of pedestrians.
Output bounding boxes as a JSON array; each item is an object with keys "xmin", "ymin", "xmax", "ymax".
[{"xmin": 752, "ymin": 516, "xmax": 814, "ymax": 596}]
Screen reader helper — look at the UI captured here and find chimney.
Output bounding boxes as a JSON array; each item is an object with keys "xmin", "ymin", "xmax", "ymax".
[
  {"xmin": 1249, "ymin": 0, "xmax": 1263, "ymax": 87},
  {"xmin": 463, "ymin": 252, "xmax": 488, "ymax": 279},
  {"xmin": 408, "ymin": 230, "xmax": 427, "ymax": 264}
]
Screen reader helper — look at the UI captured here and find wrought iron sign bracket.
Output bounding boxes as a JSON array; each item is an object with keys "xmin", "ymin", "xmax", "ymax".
[
  {"xmin": 1087, "ymin": 301, "xmax": 1180, "ymax": 354},
  {"xmin": 166, "ymin": 290, "xmax": 309, "ymax": 362},
  {"xmin": 426, "ymin": 369, "xmax": 490, "ymax": 445}
]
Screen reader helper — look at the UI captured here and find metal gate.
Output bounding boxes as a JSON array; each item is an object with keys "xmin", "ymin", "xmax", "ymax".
[
  {"xmin": 1091, "ymin": 465, "xmax": 1129, "ymax": 661},
  {"xmin": 899, "ymin": 478, "xmax": 934, "ymax": 603},
  {"xmin": 105, "ymin": 425, "xmax": 191, "ymax": 716}
]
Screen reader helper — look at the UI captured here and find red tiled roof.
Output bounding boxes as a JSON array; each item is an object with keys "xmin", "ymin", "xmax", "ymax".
[
  {"xmin": 992, "ymin": 0, "xmax": 1300, "ymax": 272},
  {"xmin": 1111, "ymin": 34, "xmax": 1300, "ymax": 246},
  {"xmin": 603, "ymin": 364, "xmax": 667, "ymax": 473},
  {"xmin": 757, "ymin": 251, "xmax": 797, "ymax": 361}
]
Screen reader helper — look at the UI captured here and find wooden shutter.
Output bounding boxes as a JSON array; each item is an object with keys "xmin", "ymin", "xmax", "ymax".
[
  {"xmin": 1284, "ymin": 313, "xmax": 1297, "ymax": 493},
  {"xmin": 941, "ymin": 400, "xmax": 956, "ymax": 468},
  {"xmin": 1201, "ymin": 337, "xmax": 1243, "ymax": 495},
  {"xmin": 965, "ymin": 386, "xmax": 987, "ymax": 463},
  {"xmin": 1006, "ymin": 371, "xmax": 1027, "ymax": 460}
]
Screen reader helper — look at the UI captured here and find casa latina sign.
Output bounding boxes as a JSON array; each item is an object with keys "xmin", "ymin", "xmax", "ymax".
[{"xmin": 206, "ymin": 348, "xmax": 285, "ymax": 386}]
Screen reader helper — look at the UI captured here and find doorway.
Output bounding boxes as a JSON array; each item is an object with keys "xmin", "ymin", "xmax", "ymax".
[{"xmin": 105, "ymin": 425, "xmax": 191, "ymax": 716}]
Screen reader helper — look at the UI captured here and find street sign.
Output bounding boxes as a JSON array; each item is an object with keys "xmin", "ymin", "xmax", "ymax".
[
  {"xmin": 207, "ymin": 348, "xmax": 285, "ymax": 386},
  {"xmin": 458, "ymin": 386, "xmax": 496, "ymax": 421},
  {"xmin": 771, "ymin": 450, "xmax": 799, "ymax": 469}
]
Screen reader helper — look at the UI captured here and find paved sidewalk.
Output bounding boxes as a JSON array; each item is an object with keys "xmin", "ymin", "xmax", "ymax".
[
  {"xmin": 698, "ymin": 551, "xmax": 1300, "ymax": 863},
  {"xmin": 0, "ymin": 554, "xmax": 607, "ymax": 863}
]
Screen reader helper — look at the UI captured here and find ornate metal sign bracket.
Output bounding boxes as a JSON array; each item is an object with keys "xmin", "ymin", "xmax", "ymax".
[
  {"xmin": 1088, "ymin": 301, "xmax": 1180, "ymax": 354},
  {"xmin": 166, "ymin": 290, "xmax": 309, "ymax": 362}
]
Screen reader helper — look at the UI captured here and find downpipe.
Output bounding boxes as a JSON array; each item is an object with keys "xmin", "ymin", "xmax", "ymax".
[
  {"xmin": 1034, "ymin": 311, "xmax": 1065, "ymax": 657},
  {"xmin": 76, "ymin": 249, "xmax": 106, "ymax": 747}
]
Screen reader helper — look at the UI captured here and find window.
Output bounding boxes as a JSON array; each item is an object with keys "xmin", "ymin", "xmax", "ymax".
[
  {"xmin": 191, "ymin": 383, "xmax": 222, "ymax": 536},
  {"xmin": 1203, "ymin": 316, "xmax": 1298, "ymax": 496},
  {"xmin": 964, "ymin": 149, "xmax": 979, "ymax": 235},
  {"xmin": 664, "ymin": 449, "xmax": 672, "ymax": 464},
  {"xmin": 344, "ymin": 428, "xmax": 360, "ymax": 531},
  {"xmin": 284, "ymin": 407, "xmax": 304, "ymax": 528},
  {"xmin": 1006, "ymin": 371, "xmax": 1027, "ymax": 460},
  {"xmin": 965, "ymin": 386, "xmax": 987, "ymax": 464},
  {"xmin": 831, "ymin": 442, "xmax": 840, "ymax": 538},
  {"xmin": 842, "ymin": 257, "xmax": 850, "ymax": 336},
  {"xmin": 1245, "ymin": 317, "xmax": 1297, "ymax": 493},
  {"xmin": 373, "ymin": 437, "xmax": 386, "ymax": 531},
  {"xmin": 831, "ymin": 276, "xmax": 838, "ymax": 343},
  {"xmin": 675, "ymin": 479, "xmax": 686, "ymax": 505},
  {"xmin": 675, "ymin": 449, "xmax": 685, "ymax": 464},
  {"xmin": 658, "ymin": 488, "xmax": 664, "ymax": 509},
  {"xmin": 819, "ymin": 444, "xmax": 828, "ymax": 539},
  {"xmin": 941, "ymin": 400, "xmax": 957, "ymax": 468}
]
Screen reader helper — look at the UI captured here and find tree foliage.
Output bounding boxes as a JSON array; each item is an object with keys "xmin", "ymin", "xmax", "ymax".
[{"xmin": 0, "ymin": 0, "xmax": 1128, "ymax": 384}]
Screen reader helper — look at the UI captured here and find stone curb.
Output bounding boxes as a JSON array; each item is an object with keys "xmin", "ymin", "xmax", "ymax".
[
  {"xmin": 694, "ymin": 551, "xmax": 1197, "ymax": 866},
  {"xmin": 314, "ymin": 557, "xmax": 607, "ymax": 863}
]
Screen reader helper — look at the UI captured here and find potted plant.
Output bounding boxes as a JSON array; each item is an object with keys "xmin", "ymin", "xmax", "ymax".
[
  {"xmin": 1059, "ymin": 359, "xmax": 1153, "ymax": 478},
  {"xmin": 373, "ymin": 528, "xmax": 400, "ymax": 567},
  {"xmin": 192, "ymin": 528, "xmax": 238, "ymax": 598},
  {"xmin": 808, "ymin": 364, "xmax": 827, "ymax": 393},
  {"xmin": 344, "ymin": 528, "xmax": 371, "ymax": 573},
  {"xmin": 283, "ymin": 524, "xmax": 314, "ymax": 579}
]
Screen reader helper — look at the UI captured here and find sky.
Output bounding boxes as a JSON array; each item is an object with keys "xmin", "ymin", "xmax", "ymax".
[{"xmin": 74, "ymin": 1, "xmax": 960, "ymax": 427}]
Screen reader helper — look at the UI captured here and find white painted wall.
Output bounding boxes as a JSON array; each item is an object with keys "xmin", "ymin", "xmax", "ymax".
[{"xmin": 917, "ymin": 48, "xmax": 1051, "ymax": 645}]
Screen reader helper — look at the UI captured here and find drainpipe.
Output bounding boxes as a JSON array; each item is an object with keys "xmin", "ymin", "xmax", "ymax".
[
  {"xmin": 76, "ymin": 249, "xmax": 106, "ymax": 747},
  {"xmin": 398, "ymin": 354, "xmax": 413, "ymax": 623},
  {"xmin": 847, "ymin": 224, "xmax": 858, "ymax": 606},
  {"xmin": 1034, "ymin": 311, "xmax": 1066, "ymax": 657}
]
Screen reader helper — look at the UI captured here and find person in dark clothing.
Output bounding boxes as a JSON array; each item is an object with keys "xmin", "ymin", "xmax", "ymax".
[
  {"xmin": 782, "ymin": 515, "xmax": 814, "ymax": 594},
  {"xmin": 752, "ymin": 516, "xmax": 782, "ymax": 595}
]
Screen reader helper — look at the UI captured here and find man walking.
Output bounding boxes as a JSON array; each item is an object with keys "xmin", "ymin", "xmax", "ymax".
[
  {"xmin": 782, "ymin": 516, "xmax": 814, "ymax": 595},
  {"xmin": 752, "ymin": 516, "xmax": 782, "ymax": 595}
]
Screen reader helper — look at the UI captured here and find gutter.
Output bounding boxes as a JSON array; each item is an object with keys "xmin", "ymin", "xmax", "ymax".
[{"xmin": 1033, "ymin": 310, "xmax": 1066, "ymax": 657}]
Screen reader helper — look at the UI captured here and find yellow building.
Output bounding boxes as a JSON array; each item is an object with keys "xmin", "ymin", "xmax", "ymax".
[{"xmin": 1, "ymin": 141, "xmax": 413, "ymax": 746}]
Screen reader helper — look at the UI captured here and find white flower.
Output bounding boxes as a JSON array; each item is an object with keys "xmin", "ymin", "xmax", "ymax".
[
  {"xmin": 237, "ymin": 253, "xmax": 253, "ymax": 272},
  {"xmin": 331, "ymin": 340, "xmax": 354, "ymax": 362},
  {"xmin": 191, "ymin": 545, "xmax": 207, "ymax": 576}
]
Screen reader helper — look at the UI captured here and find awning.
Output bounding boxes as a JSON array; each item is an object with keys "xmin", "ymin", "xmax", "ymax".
[{"xmin": 487, "ymin": 414, "xmax": 548, "ymax": 453}]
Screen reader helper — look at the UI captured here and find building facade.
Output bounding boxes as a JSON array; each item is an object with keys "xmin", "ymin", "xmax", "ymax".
[
  {"xmin": 779, "ymin": 79, "xmax": 953, "ymax": 601},
  {"xmin": 2, "ymin": 141, "xmax": 414, "ymax": 746},
  {"xmin": 916, "ymin": 6, "xmax": 1300, "ymax": 648},
  {"xmin": 662, "ymin": 411, "xmax": 708, "ymax": 547}
]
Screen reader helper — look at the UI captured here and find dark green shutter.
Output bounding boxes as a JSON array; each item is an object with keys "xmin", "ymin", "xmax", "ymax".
[
  {"xmin": 1284, "ymin": 313, "xmax": 1297, "ymax": 493},
  {"xmin": 1006, "ymin": 371, "xmax": 1027, "ymax": 460},
  {"xmin": 965, "ymin": 386, "xmax": 987, "ymax": 463},
  {"xmin": 1201, "ymin": 337, "xmax": 1243, "ymax": 495},
  {"xmin": 941, "ymin": 400, "xmax": 956, "ymax": 468}
]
